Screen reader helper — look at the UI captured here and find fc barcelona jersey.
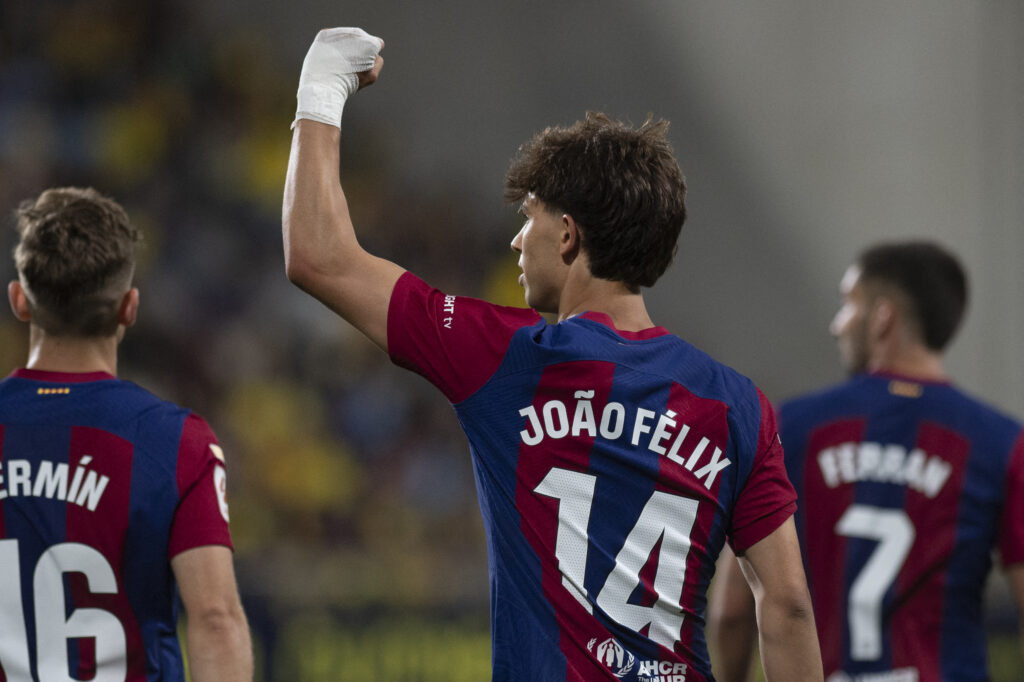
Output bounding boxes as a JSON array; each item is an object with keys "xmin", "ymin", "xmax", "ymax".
[
  {"xmin": 779, "ymin": 372, "xmax": 1024, "ymax": 681},
  {"xmin": 0, "ymin": 369, "xmax": 233, "ymax": 681},
  {"xmin": 388, "ymin": 273, "xmax": 796, "ymax": 681}
]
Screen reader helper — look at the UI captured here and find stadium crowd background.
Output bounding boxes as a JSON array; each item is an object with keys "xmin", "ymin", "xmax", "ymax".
[{"xmin": 1, "ymin": 1, "xmax": 1021, "ymax": 679}]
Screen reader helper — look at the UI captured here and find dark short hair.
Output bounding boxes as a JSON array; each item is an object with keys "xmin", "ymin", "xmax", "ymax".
[
  {"xmin": 857, "ymin": 240, "xmax": 967, "ymax": 351},
  {"xmin": 504, "ymin": 112, "xmax": 687, "ymax": 291},
  {"xmin": 13, "ymin": 187, "xmax": 140, "ymax": 337}
]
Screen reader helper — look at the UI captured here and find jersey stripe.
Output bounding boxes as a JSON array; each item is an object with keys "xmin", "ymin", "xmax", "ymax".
[
  {"xmin": 515, "ymin": 360, "xmax": 617, "ymax": 679},
  {"xmin": 653, "ymin": 382, "xmax": 728, "ymax": 673},
  {"xmin": 802, "ymin": 417, "xmax": 864, "ymax": 674},
  {"xmin": 64, "ymin": 426, "xmax": 145, "ymax": 679}
]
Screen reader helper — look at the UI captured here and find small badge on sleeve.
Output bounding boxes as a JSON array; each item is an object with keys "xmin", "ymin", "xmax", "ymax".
[
  {"xmin": 209, "ymin": 443, "xmax": 226, "ymax": 462},
  {"xmin": 213, "ymin": 465, "xmax": 230, "ymax": 522}
]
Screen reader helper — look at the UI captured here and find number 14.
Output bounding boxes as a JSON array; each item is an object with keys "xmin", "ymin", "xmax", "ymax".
[{"xmin": 534, "ymin": 467, "xmax": 700, "ymax": 649}]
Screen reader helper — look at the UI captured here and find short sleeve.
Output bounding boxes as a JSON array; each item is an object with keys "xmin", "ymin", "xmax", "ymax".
[
  {"xmin": 168, "ymin": 413, "xmax": 233, "ymax": 557},
  {"xmin": 387, "ymin": 271, "xmax": 543, "ymax": 403},
  {"xmin": 728, "ymin": 389, "xmax": 798, "ymax": 553},
  {"xmin": 999, "ymin": 430, "xmax": 1024, "ymax": 566}
]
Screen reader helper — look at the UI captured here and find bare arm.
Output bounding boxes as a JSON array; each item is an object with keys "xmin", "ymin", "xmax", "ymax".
[
  {"xmin": 172, "ymin": 546, "xmax": 253, "ymax": 681},
  {"xmin": 1005, "ymin": 563, "xmax": 1024, "ymax": 655},
  {"xmin": 708, "ymin": 546, "xmax": 757, "ymax": 682},
  {"xmin": 736, "ymin": 517, "xmax": 823, "ymax": 681},
  {"xmin": 282, "ymin": 32, "xmax": 404, "ymax": 351}
]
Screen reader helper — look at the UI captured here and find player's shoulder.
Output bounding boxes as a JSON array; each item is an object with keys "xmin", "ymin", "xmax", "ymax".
[
  {"xmin": 941, "ymin": 382, "xmax": 1023, "ymax": 435},
  {"xmin": 778, "ymin": 376, "xmax": 863, "ymax": 418},
  {"xmin": 110, "ymin": 379, "xmax": 191, "ymax": 419},
  {"xmin": 106, "ymin": 379, "xmax": 219, "ymax": 446},
  {"xmin": 120, "ymin": 383, "xmax": 221, "ymax": 467},
  {"xmin": 672, "ymin": 336, "xmax": 762, "ymax": 407},
  {"xmin": 659, "ymin": 336, "xmax": 770, "ymax": 441}
]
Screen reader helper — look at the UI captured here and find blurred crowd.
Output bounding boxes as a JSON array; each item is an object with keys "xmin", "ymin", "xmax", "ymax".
[{"xmin": 0, "ymin": 0, "xmax": 523, "ymax": 672}]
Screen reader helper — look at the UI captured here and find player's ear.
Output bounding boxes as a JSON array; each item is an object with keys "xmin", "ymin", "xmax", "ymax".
[
  {"xmin": 118, "ymin": 288, "xmax": 140, "ymax": 328},
  {"xmin": 8, "ymin": 280, "xmax": 31, "ymax": 322},
  {"xmin": 560, "ymin": 213, "xmax": 582, "ymax": 264},
  {"xmin": 869, "ymin": 297, "xmax": 896, "ymax": 341}
]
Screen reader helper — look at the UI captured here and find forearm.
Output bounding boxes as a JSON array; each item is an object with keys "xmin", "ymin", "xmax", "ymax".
[
  {"xmin": 281, "ymin": 30, "xmax": 400, "ymax": 349},
  {"xmin": 710, "ymin": 611, "xmax": 756, "ymax": 682},
  {"xmin": 708, "ymin": 552, "xmax": 757, "ymax": 682},
  {"xmin": 1004, "ymin": 563, "xmax": 1024, "ymax": 657},
  {"xmin": 756, "ymin": 594, "xmax": 822, "ymax": 681},
  {"xmin": 282, "ymin": 120, "xmax": 357, "ymax": 284},
  {"xmin": 283, "ymin": 27, "xmax": 384, "ymax": 288},
  {"xmin": 186, "ymin": 605, "xmax": 253, "ymax": 682},
  {"xmin": 738, "ymin": 520, "xmax": 823, "ymax": 681}
]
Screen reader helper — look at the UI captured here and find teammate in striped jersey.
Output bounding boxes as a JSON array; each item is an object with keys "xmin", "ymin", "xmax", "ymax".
[
  {"xmin": 283, "ymin": 28, "xmax": 822, "ymax": 681},
  {"xmin": 710, "ymin": 241, "xmax": 1024, "ymax": 681},
  {"xmin": 1, "ymin": 187, "xmax": 252, "ymax": 680}
]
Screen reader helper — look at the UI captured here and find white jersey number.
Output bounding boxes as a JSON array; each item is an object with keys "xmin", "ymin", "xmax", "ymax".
[
  {"xmin": 0, "ymin": 539, "xmax": 127, "ymax": 681},
  {"xmin": 835, "ymin": 505, "xmax": 915, "ymax": 661},
  {"xmin": 534, "ymin": 467, "xmax": 699, "ymax": 649}
]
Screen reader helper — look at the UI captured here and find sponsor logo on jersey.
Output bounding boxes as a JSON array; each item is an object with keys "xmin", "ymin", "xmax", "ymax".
[
  {"xmin": 586, "ymin": 636, "xmax": 689, "ymax": 681},
  {"xmin": 442, "ymin": 294, "xmax": 456, "ymax": 329},
  {"xmin": 588, "ymin": 638, "xmax": 635, "ymax": 678}
]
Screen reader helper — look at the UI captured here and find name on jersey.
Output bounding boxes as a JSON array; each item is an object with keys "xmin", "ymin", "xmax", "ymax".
[
  {"xmin": 817, "ymin": 442, "xmax": 951, "ymax": 498},
  {"xmin": 518, "ymin": 390, "xmax": 731, "ymax": 490},
  {"xmin": 0, "ymin": 456, "xmax": 109, "ymax": 511}
]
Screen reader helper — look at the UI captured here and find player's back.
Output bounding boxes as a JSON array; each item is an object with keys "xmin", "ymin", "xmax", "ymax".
[
  {"xmin": 452, "ymin": 312, "xmax": 792, "ymax": 681},
  {"xmin": 779, "ymin": 371, "xmax": 1024, "ymax": 681},
  {"xmin": 389, "ymin": 276, "xmax": 796, "ymax": 681},
  {"xmin": 0, "ymin": 368, "xmax": 213, "ymax": 681}
]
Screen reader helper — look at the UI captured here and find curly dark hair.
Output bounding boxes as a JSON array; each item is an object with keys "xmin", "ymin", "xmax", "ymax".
[
  {"xmin": 13, "ymin": 187, "xmax": 140, "ymax": 337},
  {"xmin": 504, "ymin": 112, "xmax": 687, "ymax": 291},
  {"xmin": 857, "ymin": 240, "xmax": 968, "ymax": 351}
]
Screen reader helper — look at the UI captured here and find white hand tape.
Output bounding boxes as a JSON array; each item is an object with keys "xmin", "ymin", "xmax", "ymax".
[{"xmin": 294, "ymin": 27, "xmax": 383, "ymax": 129}]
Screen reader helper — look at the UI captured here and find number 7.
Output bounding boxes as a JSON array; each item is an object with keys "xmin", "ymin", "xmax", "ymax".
[{"xmin": 835, "ymin": 505, "xmax": 915, "ymax": 661}]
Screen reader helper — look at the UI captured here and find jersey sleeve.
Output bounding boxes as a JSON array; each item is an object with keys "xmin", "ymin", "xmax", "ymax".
[
  {"xmin": 387, "ymin": 271, "xmax": 543, "ymax": 403},
  {"xmin": 728, "ymin": 389, "xmax": 798, "ymax": 553},
  {"xmin": 999, "ymin": 430, "xmax": 1024, "ymax": 566},
  {"xmin": 168, "ymin": 413, "xmax": 233, "ymax": 557}
]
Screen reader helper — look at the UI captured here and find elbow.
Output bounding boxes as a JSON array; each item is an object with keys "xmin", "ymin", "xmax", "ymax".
[
  {"xmin": 758, "ymin": 587, "xmax": 815, "ymax": 637},
  {"xmin": 284, "ymin": 246, "xmax": 328, "ymax": 293},
  {"xmin": 188, "ymin": 600, "xmax": 250, "ymax": 657},
  {"xmin": 709, "ymin": 602, "xmax": 755, "ymax": 635},
  {"xmin": 192, "ymin": 600, "xmax": 247, "ymax": 635},
  {"xmin": 284, "ymin": 252, "xmax": 312, "ymax": 288}
]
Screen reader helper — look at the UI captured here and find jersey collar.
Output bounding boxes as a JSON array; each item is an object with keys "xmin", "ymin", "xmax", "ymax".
[
  {"xmin": 866, "ymin": 369, "xmax": 952, "ymax": 387},
  {"xmin": 11, "ymin": 368, "xmax": 116, "ymax": 383},
  {"xmin": 577, "ymin": 311, "xmax": 670, "ymax": 340}
]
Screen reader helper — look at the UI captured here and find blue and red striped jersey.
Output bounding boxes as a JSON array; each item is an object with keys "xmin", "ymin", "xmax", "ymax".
[
  {"xmin": 388, "ymin": 273, "xmax": 796, "ymax": 681},
  {"xmin": 779, "ymin": 371, "xmax": 1024, "ymax": 681},
  {"xmin": 0, "ymin": 369, "xmax": 233, "ymax": 681}
]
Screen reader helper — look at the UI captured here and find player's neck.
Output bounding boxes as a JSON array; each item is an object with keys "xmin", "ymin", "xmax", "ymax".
[
  {"xmin": 24, "ymin": 327, "xmax": 119, "ymax": 376},
  {"xmin": 868, "ymin": 345, "xmax": 946, "ymax": 382},
  {"xmin": 557, "ymin": 277, "xmax": 654, "ymax": 332}
]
